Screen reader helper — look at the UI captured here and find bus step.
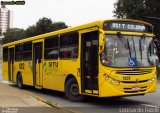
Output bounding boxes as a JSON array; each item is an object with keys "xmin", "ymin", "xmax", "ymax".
[{"xmin": 35, "ymin": 85, "xmax": 42, "ymax": 89}]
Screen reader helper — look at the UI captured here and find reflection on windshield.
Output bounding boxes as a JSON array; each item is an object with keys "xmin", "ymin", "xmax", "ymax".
[{"xmin": 101, "ymin": 35, "xmax": 158, "ymax": 67}]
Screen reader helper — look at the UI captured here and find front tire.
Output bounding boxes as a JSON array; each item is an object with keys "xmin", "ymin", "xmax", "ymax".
[{"xmin": 65, "ymin": 78, "xmax": 84, "ymax": 101}]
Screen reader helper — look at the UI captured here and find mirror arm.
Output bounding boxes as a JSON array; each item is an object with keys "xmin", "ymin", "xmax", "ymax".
[{"xmin": 98, "ymin": 29, "xmax": 105, "ymax": 55}]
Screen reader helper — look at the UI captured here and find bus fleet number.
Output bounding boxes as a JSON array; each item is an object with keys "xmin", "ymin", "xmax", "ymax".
[{"xmin": 123, "ymin": 76, "xmax": 130, "ymax": 80}]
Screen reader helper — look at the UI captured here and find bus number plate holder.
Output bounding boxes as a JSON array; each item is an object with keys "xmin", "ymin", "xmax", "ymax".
[{"xmin": 132, "ymin": 86, "xmax": 140, "ymax": 91}]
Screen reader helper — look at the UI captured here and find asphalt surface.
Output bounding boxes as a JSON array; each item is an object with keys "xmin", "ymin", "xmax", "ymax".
[
  {"xmin": 13, "ymin": 84, "xmax": 159, "ymax": 113},
  {"xmin": 1, "ymin": 62, "xmax": 160, "ymax": 113}
]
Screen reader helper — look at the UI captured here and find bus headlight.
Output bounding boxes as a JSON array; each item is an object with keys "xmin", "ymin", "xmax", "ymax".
[
  {"xmin": 149, "ymin": 77, "xmax": 156, "ymax": 83},
  {"xmin": 105, "ymin": 75, "xmax": 120, "ymax": 85},
  {"xmin": 111, "ymin": 79, "xmax": 114, "ymax": 83},
  {"xmin": 149, "ymin": 79, "xmax": 153, "ymax": 83},
  {"xmin": 116, "ymin": 81, "xmax": 120, "ymax": 85},
  {"xmin": 105, "ymin": 75, "xmax": 109, "ymax": 80}
]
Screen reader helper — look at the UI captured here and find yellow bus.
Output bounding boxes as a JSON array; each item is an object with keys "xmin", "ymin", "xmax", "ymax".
[{"xmin": 2, "ymin": 19, "xmax": 157, "ymax": 101}]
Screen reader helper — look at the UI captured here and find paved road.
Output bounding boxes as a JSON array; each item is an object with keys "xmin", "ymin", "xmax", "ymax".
[
  {"xmin": 18, "ymin": 84, "xmax": 160, "ymax": 113},
  {"xmin": 0, "ymin": 62, "xmax": 160, "ymax": 113}
]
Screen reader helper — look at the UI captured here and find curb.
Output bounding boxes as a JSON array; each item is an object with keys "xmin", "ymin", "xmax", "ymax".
[
  {"xmin": 22, "ymin": 90, "xmax": 60, "ymax": 108},
  {"xmin": 22, "ymin": 90, "xmax": 81, "ymax": 113}
]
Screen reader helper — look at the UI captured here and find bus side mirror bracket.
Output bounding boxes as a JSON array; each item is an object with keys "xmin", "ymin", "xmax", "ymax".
[{"xmin": 98, "ymin": 29, "xmax": 105, "ymax": 55}]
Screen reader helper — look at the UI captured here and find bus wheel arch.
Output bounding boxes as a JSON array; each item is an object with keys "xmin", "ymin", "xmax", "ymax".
[
  {"xmin": 64, "ymin": 74, "xmax": 84, "ymax": 101},
  {"xmin": 16, "ymin": 71, "xmax": 24, "ymax": 89}
]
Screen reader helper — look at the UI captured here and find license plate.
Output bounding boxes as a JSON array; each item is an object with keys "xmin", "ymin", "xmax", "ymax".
[{"xmin": 132, "ymin": 86, "xmax": 141, "ymax": 91}]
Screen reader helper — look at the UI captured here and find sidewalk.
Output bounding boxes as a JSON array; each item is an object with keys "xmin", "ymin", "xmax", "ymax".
[{"xmin": 0, "ymin": 82, "xmax": 69, "ymax": 113}]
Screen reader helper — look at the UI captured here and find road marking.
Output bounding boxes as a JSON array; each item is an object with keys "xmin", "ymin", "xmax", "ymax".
[{"xmin": 141, "ymin": 104, "xmax": 160, "ymax": 108}]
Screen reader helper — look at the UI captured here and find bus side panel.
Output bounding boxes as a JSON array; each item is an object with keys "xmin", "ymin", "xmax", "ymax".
[
  {"xmin": 2, "ymin": 62, "xmax": 9, "ymax": 81},
  {"xmin": 43, "ymin": 60, "xmax": 80, "ymax": 92},
  {"xmin": 22, "ymin": 61, "xmax": 33, "ymax": 86},
  {"xmin": 14, "ymin": 62, "xmax": 19, "ymax": 82},
  {"xmin": 43, "ymin": 60, "xmax": 62, "ymax": 91},
  {"xmin": 14, "ymin": 61, "xmax": 33, "ymax": 86},
  {"xmin": 61, "ymin": 60, "xmax": 80, "ymax": 92}
]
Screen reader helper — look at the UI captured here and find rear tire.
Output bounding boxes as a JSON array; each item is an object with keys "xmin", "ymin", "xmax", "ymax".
[
  {"xmin": 65, "ymin": 78, "xmax": 84, "ymax": 101},
  {"xmin": 17, "ymin": 73, "xmax": 24, "ymax": 89}
]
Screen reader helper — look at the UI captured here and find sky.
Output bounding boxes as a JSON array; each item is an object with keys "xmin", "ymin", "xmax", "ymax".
[{"xmin": 4, "ymin": 0, "xmax": 116, "ymax": 29}]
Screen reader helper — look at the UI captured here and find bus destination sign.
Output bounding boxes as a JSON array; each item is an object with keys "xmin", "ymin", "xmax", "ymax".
[{"xmin": 103, "ymin": 21, "xmax": 152, "ymax": 33}]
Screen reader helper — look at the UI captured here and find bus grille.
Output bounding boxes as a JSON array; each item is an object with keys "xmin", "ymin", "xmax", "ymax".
[
  {"xmin": 116, "ymin": 69, "xmax": 152, "ymax": 75},
  {"xmin": 124, "ymin": 90, "xmax": 146, "ymax": 93},
  {"xmin": 121, "ymin": 80, "xmax": 148, "ymax": 83},
  {"xmin": 124, "ymin": 86, "xmax": 147, "ymax": 93}
]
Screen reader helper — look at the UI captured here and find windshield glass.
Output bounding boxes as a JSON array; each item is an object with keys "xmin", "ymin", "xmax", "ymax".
[{"xmin": 101, "ymin": 35, "xmax": 158, "ymax": 67}]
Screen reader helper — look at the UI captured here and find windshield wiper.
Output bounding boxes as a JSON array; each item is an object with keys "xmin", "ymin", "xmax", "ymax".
[
  {"xmin": 139, "ymin": 38, "xmax": 142, "ymax": 61},
  {"xmin": 117, "ymin": 32, "xmax": 131, "ymax": 58},
  {"xmin": 127, "ymin": 39, "xmax": 131, "ymax": 58},
  {"xmin": 117, "ymin": 32, "xmax": 128, "ymax": 49},
  {"xmin": 139, "ymin": 34, "xmax": 146, "ymax": 61}
]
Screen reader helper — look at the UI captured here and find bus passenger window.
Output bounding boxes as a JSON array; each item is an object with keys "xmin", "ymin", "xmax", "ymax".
[
  {"xmin": 15, "ymin": 44, "xmax": 23, "ymax": 61},
  {"xmin": 60, "ymin": 32, "xmax": 78, "ymax": 59},
  {"xmin": 3, "ymin": 47, "xmax": 8, "ymax": 62},
  {"xmin": 44, "ymin": 36, "xmax": 58, "ymax": 60},
  {"xmin": 23, "ymin": 42, "xmax": 32, "ymax": 61}
]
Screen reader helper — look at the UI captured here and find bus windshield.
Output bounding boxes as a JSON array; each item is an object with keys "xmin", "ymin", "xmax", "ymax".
[{"xmin": 101, "ymin": 34, "xmax": 158, "ymax": 67}]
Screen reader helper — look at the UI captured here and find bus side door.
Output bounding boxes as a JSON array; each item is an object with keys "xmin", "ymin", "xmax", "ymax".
[
  {"xmin": 33, "ymin": 41, "xmax": 43, "ymax": 87},
  {"xmin": 80, "ymin": 28, "xmax": 99, "ymax": 95},
  {"xmin": 8, "ymin": 47, "xmax": 14, "ymax": 81}
]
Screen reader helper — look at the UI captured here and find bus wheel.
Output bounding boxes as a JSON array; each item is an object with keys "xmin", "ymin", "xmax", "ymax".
[
  {"xmin": 17, "ymin": 74, "xmax": 24, "ymax": 89},
  {"xmin": 65, "ymin": 78, "xmax": 84, "ymax": 101}
]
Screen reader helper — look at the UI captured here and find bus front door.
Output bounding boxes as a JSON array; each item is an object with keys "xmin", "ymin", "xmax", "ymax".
[
  {"xmin": 33, "ymin": 42, "xmax": 43, "ymax": 87},
  {"xmin": 8, "ymin": 47, "xmax": 14, "ymax": 81},
  {"xmin": 81, "ymin": 30, "xmax": 99, "ymax": 95}
]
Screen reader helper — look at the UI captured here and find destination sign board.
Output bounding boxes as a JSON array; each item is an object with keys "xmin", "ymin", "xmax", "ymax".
[{"xmin": 103, "ymin": 21, "xmax": 152, "ymax": 33}]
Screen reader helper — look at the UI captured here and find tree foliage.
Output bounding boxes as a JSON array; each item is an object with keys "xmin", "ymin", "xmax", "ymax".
[
  {"xmin": 2, "ymin": 17, "xmax": 68, "ymax": 44},
  {"xmin": 2, "ymin": 28, "xmax": 26, "ymax": 44},
  {"xmin": 114, "ymin": 0, "xmax": 160, "ymax": 19},
  {"xmin": 25, "ymin": 25, "xmax": 37, "ymax": 37}
]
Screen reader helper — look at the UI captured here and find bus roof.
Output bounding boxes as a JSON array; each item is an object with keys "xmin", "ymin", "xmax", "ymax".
[{"xmin": 3, "ymin": 19, "xmax": 153, "ymax": 47}]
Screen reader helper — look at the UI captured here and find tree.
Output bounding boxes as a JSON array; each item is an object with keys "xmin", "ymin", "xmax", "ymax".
[
  {"xmin": 2, "ymin": 17, "xmax": 68, "ymax": 44},
  {"xmin": 25, "ymin": 25, "xmax": 37, "ymax": 37},
  {"xmin": 114, "ymin": 0, "xmax": 160, "ymax": 19},
  {"xmin": 51, "ymin": 21, "xmax": 68, "ymax": 31},
  {"xmin": 2, "ymin": 28, "xmax": 26, "ymax": 44},
  {"xmin": 35, "ymin": 17, "xmax": 68, "ymax": 36},
  {"xmin": 35, "ymin": 17, "xmax": 53, "ymax": 35},
  {"xmin": 25, "ymin": 17, "xmax": 68, "ymax": 37},
  {"xmin": 113, "ymin": 0, "xmax": 160, "ymax": 59}
]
